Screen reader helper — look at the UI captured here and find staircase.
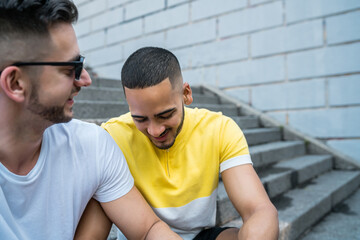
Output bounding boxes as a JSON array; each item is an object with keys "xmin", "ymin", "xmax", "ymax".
[{"xmin": 74, "ymin": 77, "xmax": 360, "ymax": 240}]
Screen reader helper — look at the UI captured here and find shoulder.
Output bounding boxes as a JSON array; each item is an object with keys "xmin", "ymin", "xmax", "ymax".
[
  {"xmin": 49, "ymin": 119, "xmax": 101, "ymax": 134},
  {"xmin": 186, "ymin": 107, "xmax": 232, "ymax": 126},
  {"xmin": 101, "ymin": 113, "xmax": 134, "ymax": 130},
  {"xmin": 101, "ymin": 113, "xmax": 141, "ymax": 143},
  {"xmin": 46, "ymin": 119, "xmax": 111, "ymax": 145}
]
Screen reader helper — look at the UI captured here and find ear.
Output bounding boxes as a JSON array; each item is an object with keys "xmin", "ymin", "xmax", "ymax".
[
  {"xmin": 0, "ymin": 67, "xmax": 27, "ymax": 102},
  {"xmin": 182, "ymin": 82, "xmax": 193, "ymax": 105}
]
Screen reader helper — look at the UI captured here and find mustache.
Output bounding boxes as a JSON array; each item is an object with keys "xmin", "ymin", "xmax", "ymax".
[
  {"xmin": 159, "ymin": 129, "xmax": 169, "ymax": 137},
  {"xmin": 71, "ymin": 86, "xmax": 81, "ymax": 94}
]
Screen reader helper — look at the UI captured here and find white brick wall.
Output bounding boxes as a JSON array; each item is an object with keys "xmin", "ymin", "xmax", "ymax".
[{"xmin": 74, "ymin": 0, "xmax": 360, "ymax": 163}]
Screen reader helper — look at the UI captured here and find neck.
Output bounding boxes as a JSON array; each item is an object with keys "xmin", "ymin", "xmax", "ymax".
[{"xmin": 0, "ymin": 104, "xmax": 50, "ymax": 175}]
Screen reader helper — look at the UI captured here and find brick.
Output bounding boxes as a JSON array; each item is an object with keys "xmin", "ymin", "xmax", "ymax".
[
  {"xmin": 107, "ymin": 19, "xmax": 142, "ymax": 44},
  {"xmin": 86, "ymin": 44, "xmax": 123, "ymax": 67},
  {"xmin": 166, "ymin": 19, "xmax": 216, "ymax": 49},
  {"xmin": 182, "ymin": 67, "xmax": 217, "ymax": 86},
  {"xmin": 327, "ymin": 11, "xmax": 360, "ymax": 45},
  {"xmin": 172, "ymin": 47, "xmax": 193, "ymax": 69},
  {"xmin": 168, "ymin": 0, "xmax": 188, "ymax": 7},
  {"xmin": 77, "ymin": 0, "xmax": 107, "ymax": 20},
  {"xmin": 286, "ymin": 0, "xmax": 360, "ymax": 23},
  {"xmin": 125, "ymin": 0, "xmax": 165, "ymax": 20},
  {"xmin": 223, "ymin": 88, "xmax": 250, "ymax": 104},
  {"xmin": 287, "ymin": 42, "xmax": 360, "ymax": 80},
  {"xmin": 74, "ymin": 19, "xmax": 92, "ymax": 37},
  {"xmin": 144, "ymin": 5, "xmax": 188, "ymax": 33},
  {"xmin": 268, "ymin": 112, "xmax": 287, "ymax": 124},
  {"xmin": 252, "ymin": 79, "xmax": 326, "ymax": 111},
  {"xmin": 122, "ymin": 32, "xmax": 166, "ymax": 59},
  {"xmin": 191, "ymin": 36, "xmax": 248, "ymax": 67},
  {"xmin": 250, "ymin": 0, "xmax": 274, "ymax": 5},
  {"xmin": 288, "ymin": 107, "xmax": 360, "ymax": 138},
  {"xmin": 95, "ymin": 62, "xmax": 124, "ymax": 80},
  {"xmin": 192, "ymin": 0, "xmax": 246, "ymax": 21},
  {"xmin": 92, "ymin": 8, "xmax": 123, "ymax": 31},
  {"xmin": 219, "ymin": 1, "xmax": 283, "ymax": 37},
  {"xmin": 108, "ymin": 0, "xmax": 132, "ymax": 9},
  {"xmin": 78, "ymin": 31, "xmax": 106, "ymax": 52},
  {"xmin": 251, "ymin": 20, "xmax": 323, "ymax": 57},
  {"xmin": 327, "ymin": 139, "xmax": 360, "ymax": 162},
  {"xmin": 328, "ymin": 75, "xmax": 360, "ymax": 106},
  {"xmin": 217, "ymin": 55, "xmax": 285, "ymax": 88},
  {"xmin": 73, "ymin": 0, "xmax": 88, "ymax": 6}
]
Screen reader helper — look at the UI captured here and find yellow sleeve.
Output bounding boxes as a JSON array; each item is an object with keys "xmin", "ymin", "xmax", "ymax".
[{"xmin": 219, "ymin": 116, "xmax": 252, "ymax": 172}]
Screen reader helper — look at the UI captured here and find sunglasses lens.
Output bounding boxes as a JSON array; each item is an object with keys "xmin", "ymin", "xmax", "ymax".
[
  {"xmin": 75, "ymin": 65, "xmax": 82, "ymax": 80},
  {"xmin": 74, "ymin": 56, "xmax": 84, "ymax": 80}
]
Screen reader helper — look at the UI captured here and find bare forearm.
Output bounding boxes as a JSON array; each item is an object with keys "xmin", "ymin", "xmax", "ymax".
[
  {"xmin": 238, "ymin": 205, "xmax": 279, "ymax": 240},
  {"xmin": 145, "ymin": 220, "xmax": 182, "ymax": 240},
  {"xmin": 74, "ymin": 199, "xmax": 112, "ymax": 240}
]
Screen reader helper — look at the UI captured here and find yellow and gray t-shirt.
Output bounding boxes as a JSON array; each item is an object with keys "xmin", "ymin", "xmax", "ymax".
[{"xmin": 102, "ymin": 107, "xmax": 252, "ymax": 239}]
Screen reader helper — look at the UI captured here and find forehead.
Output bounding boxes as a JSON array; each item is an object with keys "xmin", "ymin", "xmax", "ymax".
[
  {"xmin": 125, "ymin": 78, "xmax": 181, "ymax": 116},
  {"xmin": 47, "ymin": 23, "xmax": 80, "ymax": 60}
]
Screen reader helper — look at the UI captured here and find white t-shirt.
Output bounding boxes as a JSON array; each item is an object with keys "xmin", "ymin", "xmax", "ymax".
[{"xmin": 0, "ymin": 119, "xmax": 134, "ymax": 240}]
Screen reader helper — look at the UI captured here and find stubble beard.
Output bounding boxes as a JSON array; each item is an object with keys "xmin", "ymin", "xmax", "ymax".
[
  {"xmin": 27, "ymin": 85, "xmax": 73, "ymax": 124},
  {"xmin": 153, "ymin": 105, "xmax": 185, "ymax": 150}
]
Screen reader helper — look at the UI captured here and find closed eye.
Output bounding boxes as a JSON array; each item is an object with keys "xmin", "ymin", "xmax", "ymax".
[
  {"xmin": 156, "ymin": 109, "xmax": 176, "ymax": 120},
  {"xmin": 133, "ymin": 117, "xmax": 147, "ymax": 123},
  {"xmin": 159, "ymin": 112, "xmax": 174, "ymax": 119},
  {"xmin": 62, "ymin": 67, "xmax": 75, "ymax": 77}
]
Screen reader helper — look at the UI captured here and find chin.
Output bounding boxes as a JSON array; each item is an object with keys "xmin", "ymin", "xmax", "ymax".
[{"xmin": 154, "ymin": 140, "xmax": 176, "ymax": 150}]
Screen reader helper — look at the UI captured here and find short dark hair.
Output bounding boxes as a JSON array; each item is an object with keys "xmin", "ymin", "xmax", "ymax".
[
  {"xmin": 0, "ymin": 0, "xmax": 78, "ymax": 68},
  {"xmin": 121, "ymin": 47, "xmax": 183, "ymax": 89}
]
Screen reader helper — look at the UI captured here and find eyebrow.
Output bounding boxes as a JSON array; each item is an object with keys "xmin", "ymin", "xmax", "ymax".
[
  {"xmin": 69, "ymin": 54, "xmax": 81, "ymax": 62},
  {"xmin": 154, "ymin": 108, "xmax": 176, "ymax": 118},
  {"xmin": 131, "ymin": 108, "xmax": 176, "ymax": 119}
]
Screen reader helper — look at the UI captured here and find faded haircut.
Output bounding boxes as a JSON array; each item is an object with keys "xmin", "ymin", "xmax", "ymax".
[
  {"xmin": 121, "ymin": 47, "xmax": 183, "ymax": 90},
  {"xmin": 0, "ymin": 0, "xmax": 78, "ymax": 68}
]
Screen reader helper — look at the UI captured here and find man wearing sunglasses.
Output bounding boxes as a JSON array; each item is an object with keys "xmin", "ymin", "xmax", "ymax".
[{"xmin": 0, "ymin": 1, "xmax": 181, "ymax": 240}]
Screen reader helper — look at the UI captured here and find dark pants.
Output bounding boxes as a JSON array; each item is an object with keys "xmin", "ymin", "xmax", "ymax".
[{"xmin": 193, "ymin": 227, "xmax": 232, "ymax": 240}]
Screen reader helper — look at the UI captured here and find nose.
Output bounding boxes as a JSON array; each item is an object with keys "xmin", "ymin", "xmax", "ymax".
[
  {"xmin": 74, "ymin": 68, "xmax": 92, "ymax": 87},
  {"xmin": 147, "ymin": 121, "xmax": 166, "ymax": 137}
]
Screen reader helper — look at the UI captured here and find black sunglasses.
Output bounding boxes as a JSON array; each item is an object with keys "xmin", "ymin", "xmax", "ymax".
[{"xmin": 0, "ymin": 55, "xmax": 85, "ymax": 81}]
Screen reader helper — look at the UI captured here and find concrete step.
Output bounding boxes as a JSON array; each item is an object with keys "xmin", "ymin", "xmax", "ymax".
[
  {"xmin": 220, "ymin": 170, "xmax": 360, "ymax": 240},
  {"xmin": 90, "ymin": 78, "xmax": 122, "ymax": 88},
  {"xmin": 189, "ymin": 103, "xmax": 239, "ymax": 116},
  {"xmin": 192, "ymin": 94, "xmax": 220, "ymax": 104},
  {"xmin": 73, "ymin": 101, "xmax": 128, "ymax": 119},
  {"xmin": 77, "ymin": 87, "xmax": 125, "ymax": 102},
  {"xmin": 259, "ymin": 155, "xmax": 333, "ymax": 199},
  {"xmin": 249, "ymin": 141, "xmax": 306, "ymax": 168},
  {"xmin": 276, "ymin": 170, "xmax": 360, "ymax": 240},
  {"xmin": 231, "ymin": 115, "xmax": 260, "ymax": 129},
  {"xmin": 190, "ymin": 86, "xmax": 203, "ymax": 95},
  {"xmin": 243, "ymin": 127, "xmax": 281, "ymax": 146},
  {"xmin": 298, "ymin": 186, "xmax": 360, "ymax": 240},
  {"xmin": 216, "ymin": 155, "xmax": 333, "ymax": 224}
]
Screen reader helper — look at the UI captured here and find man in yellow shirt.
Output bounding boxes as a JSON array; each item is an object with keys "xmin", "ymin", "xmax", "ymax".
[{"xmin": 78, "ymin": 47, "xmax": 278, "ymax": 240}]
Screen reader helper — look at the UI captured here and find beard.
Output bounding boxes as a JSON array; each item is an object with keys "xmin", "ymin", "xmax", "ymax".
[
  {"xmin": 154, "ymin": 104, "xmax": 185, "ymax": 150},
  {"xmin": 27, "ymin": 85, "xmax": 74, "ymax": 124}
]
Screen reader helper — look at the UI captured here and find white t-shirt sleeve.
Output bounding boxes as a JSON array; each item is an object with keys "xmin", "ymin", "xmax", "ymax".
[{"xmin": 93, "ymin": 128, "xmax": 134, "ymax": 203}]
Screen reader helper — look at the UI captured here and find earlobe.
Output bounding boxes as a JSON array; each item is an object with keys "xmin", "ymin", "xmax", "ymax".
[
  {"xmin": 0, "ymin": 67, "xmax": 26, "ymax": 102},
  {"xmin": 183, "ymin": 82, "xmax": 193, "ymax": 105}
]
